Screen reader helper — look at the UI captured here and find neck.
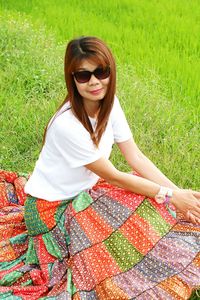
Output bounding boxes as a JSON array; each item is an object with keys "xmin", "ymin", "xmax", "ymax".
[{"xmin": 83, "ymin": 100, "xmax": 100, "ymax": 118}]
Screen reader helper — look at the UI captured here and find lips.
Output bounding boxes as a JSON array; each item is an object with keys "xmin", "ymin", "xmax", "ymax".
[{"xmin": 89, "ymin": 88, "xmax": 103, "ymax": 95}]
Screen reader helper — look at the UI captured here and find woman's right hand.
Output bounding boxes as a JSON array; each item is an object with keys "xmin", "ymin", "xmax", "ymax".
[{"xmin": 171, "ymin": 189, "xmax": 200, "ymax": 225}]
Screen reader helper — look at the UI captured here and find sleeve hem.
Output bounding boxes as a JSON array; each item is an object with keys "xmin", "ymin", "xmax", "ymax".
[
  {"xmin": 114, "ymin": 135, "xmax": 132, "ymax": 143},
  {"xmin": 69, "ymin": 153, "xmax": 102, "ymax": 168}
]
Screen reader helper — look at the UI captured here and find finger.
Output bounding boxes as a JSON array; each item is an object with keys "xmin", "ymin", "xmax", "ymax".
[
  {"xmin": 190, "ymin": 204, "xmax": 200, "ymax": 215},
  {"xmin": 193, "ymin": 191, "xmax": 200, "ymax": 199},
  {"xmin": 186, "ymin": 210, "xmax": 191, "ymax": 219},
  {"xmin": 186, "ymin": 210, "xmax": 198, "ymax": 225},
  {"xmin": 188, "ymin": 210, "xmax": 200, "ymax": 225},
  {"xmin": 190, "ymin": 202, "xmax": 200, "ymax": 215},
  {"xmin": 193, "ymin": 216, "xmax": 200, "ymax": 225},
  {"xmin": 191, "ymin": 210, "xmax": 200, "ymax": 220},
  {"xmin": 189, "ymin": 213, "xmax": 198, "ymax": 225}
]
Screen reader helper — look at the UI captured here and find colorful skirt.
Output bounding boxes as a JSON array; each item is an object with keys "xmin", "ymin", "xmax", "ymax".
[{"xmin": 0, "ymin": 170, "xmax": 199, "ymax": 300}]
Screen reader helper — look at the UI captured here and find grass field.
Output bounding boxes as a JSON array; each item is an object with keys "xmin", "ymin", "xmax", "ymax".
[
  {"xmin": 1, "ymin": 0, "xmax": 199, "ymax": 187},
  {"xmin": 0, "ymin": 1, "xmax": 199, "ymax": 298}
]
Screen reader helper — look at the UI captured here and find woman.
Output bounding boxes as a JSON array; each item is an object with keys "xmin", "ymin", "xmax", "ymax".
[{"xmin": 0, "ymin": 36, "xmax": 199, "ymax": 299}]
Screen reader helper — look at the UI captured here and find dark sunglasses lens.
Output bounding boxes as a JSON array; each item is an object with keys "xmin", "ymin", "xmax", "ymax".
[
  {"xmin": 74, "ymin": 71, "xmax": 91, "ymax": 83},
  {"xmin": 94, "ymin": 67, "xmax": 110, "ymax": 80},
  {"xmin": 74, "ymin": 67, "xmax": 110, "ymax": 83}
]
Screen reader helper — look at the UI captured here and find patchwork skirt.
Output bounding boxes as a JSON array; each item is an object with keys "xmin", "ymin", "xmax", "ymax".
[{"xmin": 0, "ymin": 170, "xmax": 199, "ymax": 299}]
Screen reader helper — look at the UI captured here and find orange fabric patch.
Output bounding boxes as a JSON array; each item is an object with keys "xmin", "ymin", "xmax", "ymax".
[
  {"xmin": 0, "ymin": 170, "xmax": 18, "ymax": 183},
  {"xmin": 158, "ymin": 275, "xmax": 192, "ymax": 300},
  {"xmin": 14, "ymin": 177, "xmax": 28, "ymax": 205},
  {"xmin": 0, "ymin": 182, "xmax": 9, "ymax": 208},
  {"xmin": 0, "ymin": 240, "xmax": 17, "ymax": 262},
  {"xmin": 0, "ymin": 207, "xmax": 25, "ymax": 240},
  {"xmin": 173, "ymin": 223, "xmax": 200, "ymax": 233},
  {"xmin": 119, "ymin": 213, "xmax": 160, "ymax": 255},
  {"xmin": 72, "ymin": 293, "xmax": 81, "ymax": 300},
  {"xmin": 193, "ymin": 252, "xmax": 200, "ymax": 268},
  {"xmin": 36, "ymin": 235, "xmax": 55, "ymax": 265},
  {"xmin": 107, "ymin": 188, "xmax": 145, "ymax": 211},
  {"xmin": 36, "ymin": 200, "xmax": 58, "ymax": 229},
  {"xmin": 72, "ymin": 243, "xmax": 121, "ymax": 290},
  {"xmin": 75, "ymin": 206, "xmax": 113, "ymax": 243},
  {"xmin": 96, "ymin": 277, "xmax": 129, "ymax": 300}
]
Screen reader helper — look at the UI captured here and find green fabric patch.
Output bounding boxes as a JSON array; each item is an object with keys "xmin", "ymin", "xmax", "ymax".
[
  {"xmin": 10, "ymin": 233, "xmax": 28, "ymax": 245},
  {"xmin": 0, "ymin": 291, "xmax": 22, "ymax": 299},
  {"xmin": 26, "ymin": 237, "xmax": 39, "ymax": 265},
  {"xmin": 55, "ymin": 201, "xmax": 69, "ymax": 224},
  {"xmin": 72, "ymin": 192, "xmax": 93, "ymax": 212},
  {"xmin": 48, "ymin": 263, "xmax": 54, "ymax": 279},
  {"xmin": 39, "ymin": 297, "xmax": 56, "ymax": 300},
  {"xmin": 136, "ymin": 199, "xmax": 171, "ymax": 236},
  {"xmin": 67, "ymin": 268, "xmax": 77, "ymax": 295},
  {"xmin": 104, "ymin": 231, "xmax": 143, "ymax": 272},
  {"xmin": 18, "ymin": 172, "xmax": 29, "ymax": 180},
  {"xmin": 42, "ymin": 232, "xmax": 62, "ymax": 259},
  {"xmin": 0, "ymin": 254, "xmax": 26, "ymax": 271},
  {"xmin": 21, "ymin": 279, "xmax": 32, "ymax": 286},
  {"xmin": 0, "ymin": 270, "xmax": 23, "ymax": 286},
  {"xmin": 167, "ymin": 206, "xmax": 177, "ymax": 218},
  {"xmin": 57, "ymin": 213, "xmax": 70, "ymax": 246},
  {"xmin": 24, "ymin": 197, "xmax": 49, "ymax": 236}
]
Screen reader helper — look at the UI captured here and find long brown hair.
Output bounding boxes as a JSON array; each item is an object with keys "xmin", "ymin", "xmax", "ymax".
[{"xmin": 43, "ymin": 36, "xmax": 116, "ymax": 146}]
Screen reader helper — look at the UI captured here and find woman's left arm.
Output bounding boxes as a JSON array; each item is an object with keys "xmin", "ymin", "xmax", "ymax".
[
  {"xmin": 117, "ymin": 138, "xmax": 200, "ymax": 224},
  {"xmin": 117, "ymin": 137, "xmax": 178, "ymax": 189}
]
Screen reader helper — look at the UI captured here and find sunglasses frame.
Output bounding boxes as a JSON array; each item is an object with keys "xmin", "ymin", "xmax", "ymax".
[{"xmin": 72, "ymin": 66, "xmax": 110, "ymax": 83}]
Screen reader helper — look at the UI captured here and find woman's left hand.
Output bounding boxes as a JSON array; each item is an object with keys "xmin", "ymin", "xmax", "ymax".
[{"xmin": 171, "ymin": 189, "xmax": 200, "ymax": 225}]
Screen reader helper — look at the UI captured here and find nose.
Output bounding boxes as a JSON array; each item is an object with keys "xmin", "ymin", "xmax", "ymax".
[{"xmin": 88, "ymin": 74, "xmax": 99, "ymax": 85}]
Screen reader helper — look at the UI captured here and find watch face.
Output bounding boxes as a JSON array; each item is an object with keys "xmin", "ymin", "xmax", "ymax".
[{"xmin": 155, "ymin": 195, "xmax": 165, "ymax": 204}]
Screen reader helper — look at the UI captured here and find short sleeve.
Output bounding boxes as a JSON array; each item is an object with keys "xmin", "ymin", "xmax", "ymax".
[
  {"xmin": 111, "ymin": 96, "xmax": 132, "ymax": 143},
  {"xmin": 48, "ymin": 111, "xmax": 102, "ymax": 168}
]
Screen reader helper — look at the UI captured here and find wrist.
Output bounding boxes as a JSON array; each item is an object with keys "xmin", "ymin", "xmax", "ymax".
[
  {"xmin": 170, "ymin": 189, "xmax": 179, "ymax": 206},
  {"xmin": 155, "ymin": 186, "xmax": 173, "ymax": 205}
]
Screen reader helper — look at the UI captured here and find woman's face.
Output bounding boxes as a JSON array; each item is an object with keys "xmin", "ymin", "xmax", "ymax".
[{"xmin": 73, "ymin": 59, "xmax": 110, "ymax": 105}]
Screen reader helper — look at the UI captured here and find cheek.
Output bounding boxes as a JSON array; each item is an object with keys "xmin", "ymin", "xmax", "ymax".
[
  {"xmin": 102, "ymin": 79, "xmax": 110, "ymax": 93},
  {"xmin": 75, "ymin": 82, "xmax": 87, "ymax": 96},
  {"xmin": 102, "ymin": 78, "xmax": 110, "ymax": 87}
]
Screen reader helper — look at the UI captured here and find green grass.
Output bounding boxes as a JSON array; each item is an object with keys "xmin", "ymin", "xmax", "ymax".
[
  {"xmin": 1, "ymin": 0, "xmax": 200, "ymax": 106},
  {"xmin": 0, "ymin": 4, "xmax": 199, "ymax": 189},
  {"xmin": 0, "ymin": 1, "xmax": 200, "ymax": 299},
  {"xmin": 0, "ymin": 12, "xmax": 65, "ymax": 171}
]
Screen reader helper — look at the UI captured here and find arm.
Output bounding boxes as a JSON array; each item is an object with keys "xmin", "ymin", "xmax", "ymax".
[
  {"xmin": 117, "ymin": 137, "xmax": 178, "ymax": 189},
  {"xmin": 86, "ymin": 157, "xmax": 160, "ymax": 198},
  {"xmin": 116, "ymin": 137, "xmax": 200, "ymax": 223},
  {"xmin": 111, "ymin": 97, "xmax": 177, "ymax": 189},
  {"xmin": 85, "ymin": 155, "xmax": 200, "ymax": 225}
]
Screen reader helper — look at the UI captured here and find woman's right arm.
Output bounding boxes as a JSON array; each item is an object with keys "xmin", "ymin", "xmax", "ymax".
[
  {"xmin": 85, "ymin": 157, "xmax": 200, "ymax": 225},
  {"xmin": 86, "ymin": 157, "xmax": 160, "ymax": 198}
]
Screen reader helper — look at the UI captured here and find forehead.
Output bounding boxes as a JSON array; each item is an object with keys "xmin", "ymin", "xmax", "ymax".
[{"xmin": 76, "ymin": 59, "xmax": 99, "ymax": 71}]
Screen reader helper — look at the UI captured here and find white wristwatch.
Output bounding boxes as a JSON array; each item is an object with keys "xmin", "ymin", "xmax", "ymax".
[{"xmin": 155, "ymin": 186, "xmax": 173, "ymax": 205}]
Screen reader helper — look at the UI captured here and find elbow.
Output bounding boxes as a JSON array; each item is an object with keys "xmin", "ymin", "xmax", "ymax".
[
  {"xmin": 106, "ymin": 170, "xmax": 123, "ymax": 187},
  {"xmin": 129, "ymin": 152, "xmax": 146, "ymax": 169}
]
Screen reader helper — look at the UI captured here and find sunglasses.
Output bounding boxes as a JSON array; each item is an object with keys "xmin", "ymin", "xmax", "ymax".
[{"xmin": 73, "ymin": 66, "xmax": 110, "ymax": 83}]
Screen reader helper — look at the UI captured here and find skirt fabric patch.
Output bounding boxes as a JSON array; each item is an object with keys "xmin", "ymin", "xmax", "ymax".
[{"xmin": 0, "ymin": 170, "xmax": 199, "ymax": 299}]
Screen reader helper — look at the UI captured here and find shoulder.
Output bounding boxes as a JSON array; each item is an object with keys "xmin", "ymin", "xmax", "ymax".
[
  {"xmin": 113, "ymin": 95, "xmax": 123, "ymax": 111},
  {"xmin": 50, "ymin": 108, "xmax": 91, "ymax": 142},
  {"xmin": 113, "ymin": 95, "xmax": 120, "ymax": 108},
  {"xmin": 110, "ymin": 95, "xmax": 124, "ymax": 118}
]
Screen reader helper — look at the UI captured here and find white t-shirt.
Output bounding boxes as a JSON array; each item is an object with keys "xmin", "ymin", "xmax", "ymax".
[{"xmin": 24, "ymin": 96, "xmax": 132, "ymax": 201}]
